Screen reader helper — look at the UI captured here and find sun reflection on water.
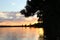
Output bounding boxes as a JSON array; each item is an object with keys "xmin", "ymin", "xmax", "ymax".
[{"xmin": 0, "ymin": 27, "xmax": 44, "ymax": 40}]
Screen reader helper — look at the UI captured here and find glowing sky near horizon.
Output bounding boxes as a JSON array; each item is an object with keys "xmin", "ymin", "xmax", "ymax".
[
  {"xmin": 0, "ymin": 0, "xmax": 27, "ymax": 12},
  {"xmin": 0, "ymin": 0, "xmax": 39, "ymax": 25},
  {"xmin": 0, "ymin": 12, "xmax": 38, "ymax": 25}
]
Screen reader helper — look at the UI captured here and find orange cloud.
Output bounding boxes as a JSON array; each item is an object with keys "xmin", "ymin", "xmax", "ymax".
[
  {"xmin": 0, "ymin": 12, "xmax": 38, "ymax": 26},
  {"xmin": 0, "ymin": 19, "xmax": 38, "ymax": 26}
]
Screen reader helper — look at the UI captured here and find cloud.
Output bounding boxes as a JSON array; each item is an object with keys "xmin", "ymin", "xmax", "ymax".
[
  {"xmin": 16, "ymin": 13, "xmax": 24, "ymax": 19},
  {"xmin": 0, "ymin": 12, "xmax": 8, "ymax": 19},
  {"xmin": 16, "ymin": 13, "xmax": 21, "ymax": 17},
  {"xmin": 11, "ymin": 2, "xmax": 16, "ymax": 5},
  {"xmin": 0, "ymin": 12, "xmax": 38, "ymax": 25}
]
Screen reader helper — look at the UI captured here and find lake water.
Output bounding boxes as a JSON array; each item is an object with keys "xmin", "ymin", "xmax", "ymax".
[{"xmin": 0, "ymin": 27, "xmax": 44, "ymax": 40}]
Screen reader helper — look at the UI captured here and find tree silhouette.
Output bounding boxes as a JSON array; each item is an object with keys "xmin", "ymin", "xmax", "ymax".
[
  {"xmin": 20, "ymin": 0, "xmax": 48, "ymax": 24},
  {"xmin": 20, "ymin": 0, "xmax": 48, "ymax": 40}
]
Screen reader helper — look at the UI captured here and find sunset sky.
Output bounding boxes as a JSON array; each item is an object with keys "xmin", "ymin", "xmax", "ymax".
[
  {"xmin": 0, "ymin": 0, "xmax": 44, "ymax": 40},
  {"xmin": 0, "ymin": 0, "xmax": 39, "ymax": 25},
  {"xmin": 0, "ymin": 12, "xmax": 38, "ymax": 25}
]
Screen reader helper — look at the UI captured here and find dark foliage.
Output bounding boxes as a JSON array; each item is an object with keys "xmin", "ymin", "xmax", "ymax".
[
  {"xmin": 20, "ymin": 0, "xmax": 60, "ymax": 40},
  {"xmin": 20, "ymin": 0, "xmax": 48, "ymax": 17},
  {"xmin": 20, "ymin": 0, "xmax": 49, "ymax": 40}
]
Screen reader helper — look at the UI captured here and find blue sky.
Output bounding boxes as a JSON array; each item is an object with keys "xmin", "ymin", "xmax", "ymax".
[{"xmin": 0, "ymin": 0, "xmax": 27, "ymax": 12}]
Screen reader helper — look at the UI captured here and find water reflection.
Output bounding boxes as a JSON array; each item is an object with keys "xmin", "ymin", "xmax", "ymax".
[{"xmin": 0, "ymin": 27, "xmax": 44, "ymax": 40}]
